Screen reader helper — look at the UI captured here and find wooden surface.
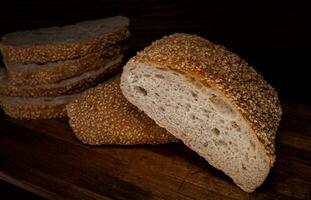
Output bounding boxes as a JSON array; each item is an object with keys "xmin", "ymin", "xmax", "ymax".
[
  {"xmin": 0, "ymin": 0, "xmax": 310, "ymax": 199},
  {"xmin": 0, "ymin": 101, "xmax": 310, "ymax": 199}
]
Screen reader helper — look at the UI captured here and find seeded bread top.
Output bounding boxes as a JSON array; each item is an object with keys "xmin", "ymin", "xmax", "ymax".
[
  {"xmin": 0, "ymin": 16, "xmax": 130, "ymax": 64},
  {"xmin": 1, "ymin": 16, "xmax": 129, "ymax": 46},
  {"xmin": 129, "ymin": 33, "xmax": 282, "ymax": 163}
]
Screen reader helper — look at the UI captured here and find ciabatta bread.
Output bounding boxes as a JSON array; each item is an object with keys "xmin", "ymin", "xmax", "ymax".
[
  {"xmin": 67, "ymin": 77, "xmax": 177, "ymax": 145},
  {"xmin": 5, "ymin": 45, "xmax": 125, "ymax": 85},
  {"xmin": 0, "ymin": 93, "xmax": 80, "ymax": 119},
  {"xmin": 0, "ymin": 56, "xmax": 123, "ymax": 97},
  {"xmin": 120, "ymin": 33, "xmax": 282, "ymax": 192},
  {"xmin": 0, "ymin": 16, "xmax": 129, "ymax": 64}
]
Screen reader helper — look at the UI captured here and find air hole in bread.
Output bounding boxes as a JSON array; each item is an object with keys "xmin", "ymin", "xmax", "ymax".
[
  {"xmin": 191, "ymin": 91, "xmax": 198, "ymax": 101},
  {"xmin": 191, "ymin": 91, "xmax": 198, "ymax": 97},
  {"xmin": 211, "ymin": 128, "xmax": 220, "ymax": 136},
  {"xmin": 190, "ymin": 114, "xmax": 197, "ymax": 120},
  {"xmin": 203, "ymin": 112, "xmax": 209, "ymax": 118},
  {"xmin": 159, "ymin": 107, "xmax": 165, "ymax": 111},
  {"xmin": 215, "ymin": 139, "xmax": 227, "ymax": 147},
  {"xmin": 242, "ymin": 164, "xmax": 247, "ymax": 170},
  {"xmin": 144, "ymin": 74, "xmax": 151, "ymax": 77},
  {"xmin": 185, "ymin": 103, "xmax": 191, "ymax": 111},
  {"xmin": 134, "ymin": 86, "xmax": 147, "ymax": 96},
  {"xmin": 209, "ymin": 94, "xmax": 235, "ymax": 117},
  {"xmin": 250, "ymin": 140, "xmax": 256, "ymax": 150},
  {"xmin": 231, "ymin": 121, "xmax": 240, "ymax": 131},
  {"xmin": 155, "ymin": 74, "xmax": 164, "ymax": 79}
]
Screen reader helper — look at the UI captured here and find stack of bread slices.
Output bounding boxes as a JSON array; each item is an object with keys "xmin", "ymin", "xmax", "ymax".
[{"xmin": 0, "ymin": 16, "xmax": 129, "ymax": 119}]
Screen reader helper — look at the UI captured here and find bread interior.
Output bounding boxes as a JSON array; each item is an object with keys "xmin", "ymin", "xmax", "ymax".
[{"xmin": 121, "ymin": 63, "xmax": 271, "ymax": 192}]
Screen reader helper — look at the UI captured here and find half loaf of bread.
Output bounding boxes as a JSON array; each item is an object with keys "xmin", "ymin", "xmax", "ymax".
[
  {"xmin": 0, "ymin": 93, "xmax": 80, "ymax": 119},
  {"xmin": 5, "ymin": 44, "xmax": 125, "ymax": 85},
  {"xmin": 0, "ymin": 16, "xmax": 129, "ymax": 64},
  {"xmin": 67, "ymin": 76, "xmax": 178, "ymax": 145},
  {"xmin": 0, "ymin": 56, "xmax": 123, "ymax": 97},
  {"xmin": 120, "ymin": 33, "xmax": 282, "ymax": 192}
]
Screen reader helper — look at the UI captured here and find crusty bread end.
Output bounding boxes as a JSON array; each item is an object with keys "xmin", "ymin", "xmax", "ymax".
[{"xmin": 67, "ymin": 76, "xmax": 178, "ymax": 145}]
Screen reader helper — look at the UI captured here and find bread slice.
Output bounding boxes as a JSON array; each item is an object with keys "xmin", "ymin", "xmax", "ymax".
[
  {"xmin": 0, "ymin": 56, "xmax": 123, "ymax": 97},
  {"xmin": 5, "ymin": 44, "xmax": 125, "ymax": 85},
  {"xmin": 0, "ymin": 16, "xmax": 129, "ymax": 64},
  {"xmin": 66, "ymin": 76, "xmax": 178, "ymax": 145},
  {"xmin": 120, "ymin": 33, "xmax": 282, "ymax": 192},
  {"xmin": 0, "ymin": 93, "xmax": 80, "ymax": 119}
]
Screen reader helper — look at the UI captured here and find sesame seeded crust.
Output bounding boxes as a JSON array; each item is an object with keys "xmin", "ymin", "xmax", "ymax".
[
  {"xmin": 0, "ymin": 93, "xmax": 80, "ymax": 119},
  {"xmin": 5, "ymin": 44, "xmax": 126, "ymax": 85},
  {"xmin": 0, "ymin": 16, "xmax": 130, "ymax": 64},
  {"xmin": 0, "ymin": 56, "xmax": 123, "ymax": 97},
  {"xmin": 128, "ymin": 33, "xmax": 282, "ymax": 164},
  {"xmin": 66, "ymin": 76, "xmax": 178, "ymax": 145}
]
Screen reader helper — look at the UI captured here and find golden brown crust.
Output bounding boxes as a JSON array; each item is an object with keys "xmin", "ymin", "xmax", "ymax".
[
  {"xmin": 66, "ymin": 76, "xmax": 178, "ymax": 145},
  {"xmin": 0, "ymin": 61, "xmax": 122, "ymax": 97},
  {"xmin": 0, "ymin": 94, "xmax": 80, "ymax": 119},
  {"xmin": 5, "ymin": 45, "xmax": 126, "ymax": 85},
  {"xmin": 0, "ymin": 26, "xmax": 129, "ymax": 64},
  {"xmin": 128, "ymin": 33, "xmax": 282, "ymax": 163}
]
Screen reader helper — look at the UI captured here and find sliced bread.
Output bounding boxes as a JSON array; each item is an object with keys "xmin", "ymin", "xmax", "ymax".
[
  {"xmin": 0, "ymin": 16, "xmax": 129, "ymax": 64},
  {"xmin": 66, "ymin": 76, "xmax": 178, "ymax": 145},
  {"xmin": 5, "ymin": 44, "xmax": 125, "ymax": 85},
  {"xmin": 0, "ymin": 93, "xmax": 80, "ymax": 119},
  {"xmin": 120, "ymin": 33, "xmax": 282, "ymax": 192},
  {"xmin": 0, "ymin": 56, "xmax": 123, "ymax": 97}
]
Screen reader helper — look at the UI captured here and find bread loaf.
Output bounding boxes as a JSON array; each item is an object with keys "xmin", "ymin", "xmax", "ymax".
[
  {"xmin": 0, "ymin": 93, "xmax": 80, "ymax": 119},
  {"xmin": 5, "ymin": 45, "xmax": 125, "ymax": 85},
  {"xmin": 120, "ymin": 33, "xmax": 282, "ymax": 192},
  {"xmin": 0, "ymin": 56, "xmax": 123, "ymax": 97},
  {"xmin": 0, "ymin": 16, "xmax": 129, "ymax": 64},
  {"xmin": 67, "ymin": 77, "xmax": 178, "ymax": 145}
]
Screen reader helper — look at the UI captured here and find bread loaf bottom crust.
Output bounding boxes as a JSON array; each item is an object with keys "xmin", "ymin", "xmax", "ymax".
[
  {"xmin": 0, "ymin": 93, "xmax": 80, "ymax": 119},
  {"xmin": 0, "ymin": 56, "xmax": 123, "ymax": 97},
  {"xmin": 5, "ymin": 44, "xmax": 126, "ymax": 85}
]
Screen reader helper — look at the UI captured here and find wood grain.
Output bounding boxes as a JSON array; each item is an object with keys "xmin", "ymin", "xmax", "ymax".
[{"xmin": 0, "ymin": 100, "xmax": 310, "ymax": 199}]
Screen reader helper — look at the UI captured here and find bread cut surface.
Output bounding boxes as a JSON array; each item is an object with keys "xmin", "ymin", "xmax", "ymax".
[
  {"xmin": 0, "ymin": 56, "xmax": 123, "ymax": 97},
  {"xmin": 120, "ymin": 33, "xmax": 282, "ymax": 192},
  {"xmin": 0, "ymin": 16, "xmax": 129, "ymax": 64},
  {"xmin": 66, "ymin": 77, "xmax": 178, "ymax": 145},
  {"xmin": 5, "ymin": 44, "xmax": 125, "ymax": 85},
  {"xmin": 0, "ymin": 93, "xmax": 80, "ymax": 119}
]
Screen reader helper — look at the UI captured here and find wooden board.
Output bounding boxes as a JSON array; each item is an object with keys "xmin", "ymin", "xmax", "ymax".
[{"xmin": 0, "ymin": 100, "xmax": 310, "ymax": 200}]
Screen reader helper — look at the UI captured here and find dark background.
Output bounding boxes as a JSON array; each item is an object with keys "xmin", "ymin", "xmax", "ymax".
[{"xmin": 0, "ymin": 0, "xmax": 310, "ymax": 198}]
